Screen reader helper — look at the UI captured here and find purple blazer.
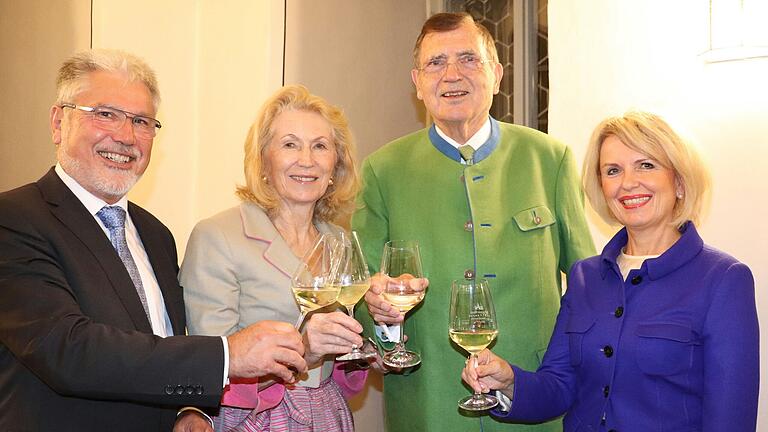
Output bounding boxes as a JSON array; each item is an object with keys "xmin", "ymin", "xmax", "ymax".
[{"xmin": 492, "ymin": 222, "xmax": 759, "ymax": 431}]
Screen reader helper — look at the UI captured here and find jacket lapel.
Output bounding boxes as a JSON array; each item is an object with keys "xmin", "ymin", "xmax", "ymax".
[
  {"xmin": 37, "ymin": 169, "xmax": 153, "ymax": 333},
  {"xmin": 240, "ymin": 203, "xmax": 299, "ymax": 278},
  {"xmin": 239, "ymin": 202, "xmax": 342, "ymax": 278}
]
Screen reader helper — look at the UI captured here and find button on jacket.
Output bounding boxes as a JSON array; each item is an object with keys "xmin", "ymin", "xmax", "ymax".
[{"xmin": 492, "ymin": 222, "xmax": 759, "ymax": 431}]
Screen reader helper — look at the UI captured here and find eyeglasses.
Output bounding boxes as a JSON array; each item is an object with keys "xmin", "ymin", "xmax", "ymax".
[
  {"xmin": 418, "ymin": 54, "xmax": 492, "ymax": 74},
  {"xmin": 61, "ymin": 103, "xmax": 162, "ymax": 138}
]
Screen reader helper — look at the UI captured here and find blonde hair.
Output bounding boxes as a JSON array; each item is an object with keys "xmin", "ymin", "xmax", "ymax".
[
  {"xmin": 583, "ymin": 111, "xmax": 711, "ymax": 228},
  {"xmin": 236, "ymin": 85, "xmax": 359, "ymax": 223},
  {"xmin": 55, "ymin": 49, "xmax": 160, "ymax": 111}
]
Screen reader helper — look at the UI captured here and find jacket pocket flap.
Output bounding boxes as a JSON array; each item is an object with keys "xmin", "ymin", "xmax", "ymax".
[
  {"xmin": 636, "ymin": 323, "xmax": 695, "ymax": 343},
  {"xmin": 513, "ymin": 205, "xmax": 556, "ymax": 231},
  {"xmin": 565, "ymin": 313, "xmax": 595, "ymax": 334}
]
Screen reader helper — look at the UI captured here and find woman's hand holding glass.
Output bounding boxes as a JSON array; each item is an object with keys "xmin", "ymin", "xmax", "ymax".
[
  {"xmin": 303, "ymin": 311, "xmax": 364, "ymax": 368},
  {"xmin": 461, "ymin": 349, "xmax": 515, "ymax": 397}
]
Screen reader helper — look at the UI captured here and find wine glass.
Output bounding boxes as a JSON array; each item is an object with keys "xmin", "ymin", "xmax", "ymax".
[
  {"xmin": 335, "ymin": 231, "xmax": 376, "ymax": 361},
  {"xmin": 380, "ymin": 240, "xmax": 426, "ymax": 368},
  {"xmin": 449, "ymin": 278, "xmax": 499, "ymax": 411},
  {"xmin": 291, "ymin": 233, "xmax": 343, "ymax": 330}
]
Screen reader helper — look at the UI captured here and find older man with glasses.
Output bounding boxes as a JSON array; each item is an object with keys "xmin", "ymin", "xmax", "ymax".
[
  {"xmin": 352, "ymin": 12, "xmax": 595, "ymax": 432},
  {"xmin": 0, "ymin": 48, "xmax": 308, "ymax": 431}
]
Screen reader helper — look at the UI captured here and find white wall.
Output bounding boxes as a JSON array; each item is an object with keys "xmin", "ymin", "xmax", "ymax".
[
  {"xmin": 549, "ymin": 1, "xmax": 768, "ymax": 428},
  {"xmin": 92, "ymin": 0, "xmax": 285, "ymax": 255}
]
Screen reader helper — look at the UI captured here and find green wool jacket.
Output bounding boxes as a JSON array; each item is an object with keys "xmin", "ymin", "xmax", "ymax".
[{"xmin": 352, "ymin": 119, "xmax": 595, "ymax": 432}]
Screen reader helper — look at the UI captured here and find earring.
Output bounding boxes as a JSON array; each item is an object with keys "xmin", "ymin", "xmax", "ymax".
[
  {"xmin": 261, "ymin": 175, "xmax": 269, "ymax": 184},
  {"xmin": 676, "ymin": 192, "xmax": 683, "ymax": 199},
  {"xmin": 328, "ymin": 178, "xmax": 334, "ymax": 186}
]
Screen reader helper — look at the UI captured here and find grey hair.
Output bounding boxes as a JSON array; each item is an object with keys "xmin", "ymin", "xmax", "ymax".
[{"xmin": 55, "ymin": 48, "xmax": 160, "ymax": 111}]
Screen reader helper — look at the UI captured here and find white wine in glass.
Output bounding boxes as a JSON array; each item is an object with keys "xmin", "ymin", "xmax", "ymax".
[
  {"xmin": 381, "ymin": 290, "xmax": 425, "ymax": 313},
  {"xmin": 449, "ymin": 278, "xmax": 499, "ymax": 411},
  {"xmin": 335, "ymin": 231, "xmax": 376, "ymax": 361},
  {"xmin": 381, "ymin": 239, "xmax": 425, "ymax": 369},
  {"xmin": 291, "ymin": 233, "xmax": 342, "ymax": 329}
]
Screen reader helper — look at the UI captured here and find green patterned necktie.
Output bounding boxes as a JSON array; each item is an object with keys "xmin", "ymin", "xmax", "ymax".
[{"xmin": 458, "ymin": 145, "xmax": 475, "ymax": 165}]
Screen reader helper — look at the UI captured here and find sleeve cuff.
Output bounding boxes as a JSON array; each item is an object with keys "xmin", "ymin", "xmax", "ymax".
[
  {"xmin": 374, "ymin": 323, "xmax": 400, "ymax": 342},
  {"xmin": 495, "ymin": 387, "xmax": 513, "ymax": 412},
  {"xmin": 222, "ymin": 336, "xmax": 229, "ymax": 387}
]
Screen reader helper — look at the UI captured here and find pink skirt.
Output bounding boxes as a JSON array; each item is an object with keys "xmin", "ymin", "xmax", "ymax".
[{"xmin": 213, "ymin": 377, "xmax": 355, "ymax": 432}]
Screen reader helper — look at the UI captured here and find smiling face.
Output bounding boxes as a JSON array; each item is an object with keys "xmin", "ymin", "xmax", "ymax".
[
  {"xmin": 51, "ymin": 70, "xmax": 154, "ymax": 204},
  {"xmin": 410, "ymin": 20, "xmax": 502, "ymax": 140},
  {"xmin": 264, "ymin": 109, "xmax": 337, "ymax": 215},
  {"xmin": 599, "ymin": 135, "xmax": 683, "ymax": 237}
]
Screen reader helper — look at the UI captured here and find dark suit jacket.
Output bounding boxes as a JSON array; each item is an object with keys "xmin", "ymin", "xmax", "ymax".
[{"xmin": 0, "ymin": 169, "xmax": 224, "ymax": 431}]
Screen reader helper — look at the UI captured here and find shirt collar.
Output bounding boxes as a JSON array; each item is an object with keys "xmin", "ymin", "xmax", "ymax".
[
  {"xmin": 434, "ymin": 117, "xmax": 492, "ymax": 150},
  {"xmin": 428, "ymin": 117, "xmax": 500, "ymax": 164},
  {"xmin": 55, "ymin": 163, "xmax": 129, "ymax": 217}
]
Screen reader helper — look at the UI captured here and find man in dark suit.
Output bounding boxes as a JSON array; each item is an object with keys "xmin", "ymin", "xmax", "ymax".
[{"xmin": 0, "ymin": 49, "xmax": 308, "ymax": 431}]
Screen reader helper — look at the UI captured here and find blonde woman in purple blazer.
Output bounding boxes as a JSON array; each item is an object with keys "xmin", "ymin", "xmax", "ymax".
[{"xmin": 462, "ymin": 112, "xmax": 759, "ymax": 431}]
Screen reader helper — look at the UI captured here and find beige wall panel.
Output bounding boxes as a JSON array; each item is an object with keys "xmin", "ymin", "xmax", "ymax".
[
  {"xmin": 548, "ymin": 1, "xmax": 767, "ymax": 428},
  {"xmin": 0, "ymin": 0, "xmax": 90, "ymax": 191},
  {"xmin": 284, "ymin": 0, "xmax": 427, "ymax": 163}
]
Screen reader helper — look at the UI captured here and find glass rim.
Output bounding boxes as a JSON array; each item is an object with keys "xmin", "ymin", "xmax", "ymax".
[{"xmin": 383, "ymin": 239, "xmax": 420, "ymax": 249}]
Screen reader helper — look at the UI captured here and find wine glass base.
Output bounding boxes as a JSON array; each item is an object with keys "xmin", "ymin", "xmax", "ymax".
[
  {"xmin": 458, "ymin": 393, "xmax": 499, "ymax": 411},
  {"xmin": 382, "ymin": 350, "xmax": 421, "ymax": 368},
  {"xmin": 336, "ymin": 350, "xmax": 377, "ymax": 361}
]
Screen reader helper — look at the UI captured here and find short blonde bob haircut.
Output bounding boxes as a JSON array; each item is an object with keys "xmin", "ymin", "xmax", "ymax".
[
  {"xmin": 582, "ymin": 111, "xmax": 710, "ymax": 228},
  {"xmin": 236, "ymin": 85, "xmax": 359, "ymax": 223}
]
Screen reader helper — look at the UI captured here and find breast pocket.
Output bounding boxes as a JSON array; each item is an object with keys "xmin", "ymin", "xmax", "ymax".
[
  {"xmin": 635, "ymin": 322, "xmax": 699, "ymax": 376},
  {"xmin": 512, "ymin": 205, "xmax": 556, "ymax": 232},
  {"xmin": 565, "ymin": 313, "xmax": 595, "ymax": 367}
]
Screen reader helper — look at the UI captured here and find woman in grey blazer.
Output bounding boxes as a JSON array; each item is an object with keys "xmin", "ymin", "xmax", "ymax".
[{"xmin": 179, "ymin": 85, "xmax": 367, "ymax": 431}]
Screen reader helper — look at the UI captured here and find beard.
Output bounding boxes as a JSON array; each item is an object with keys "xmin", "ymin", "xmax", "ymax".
[{"xmin": 58, "ymin": 146, "xmax": 141, "ymax": 202}]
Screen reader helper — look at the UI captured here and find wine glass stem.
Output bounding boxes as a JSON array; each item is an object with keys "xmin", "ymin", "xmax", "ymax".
[
  {"xmin": 345, "ymin": 305, "xmax": 359, "ymax": 352},
  {"xmin": 396, "ymin": 317, "xmax": 406, "ymax": 351},
  {"xmin": 470, "ymin": 354, "xmax": 481, "ymax": 395},
  {"xmin": 295, "ymin": 311, "xmax": 307, "ymax": 329}
]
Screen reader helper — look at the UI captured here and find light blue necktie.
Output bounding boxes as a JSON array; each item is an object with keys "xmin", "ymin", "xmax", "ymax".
[{"xmin": 96, "ymin": 206, "xmax": 151, "ymax": 321}]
